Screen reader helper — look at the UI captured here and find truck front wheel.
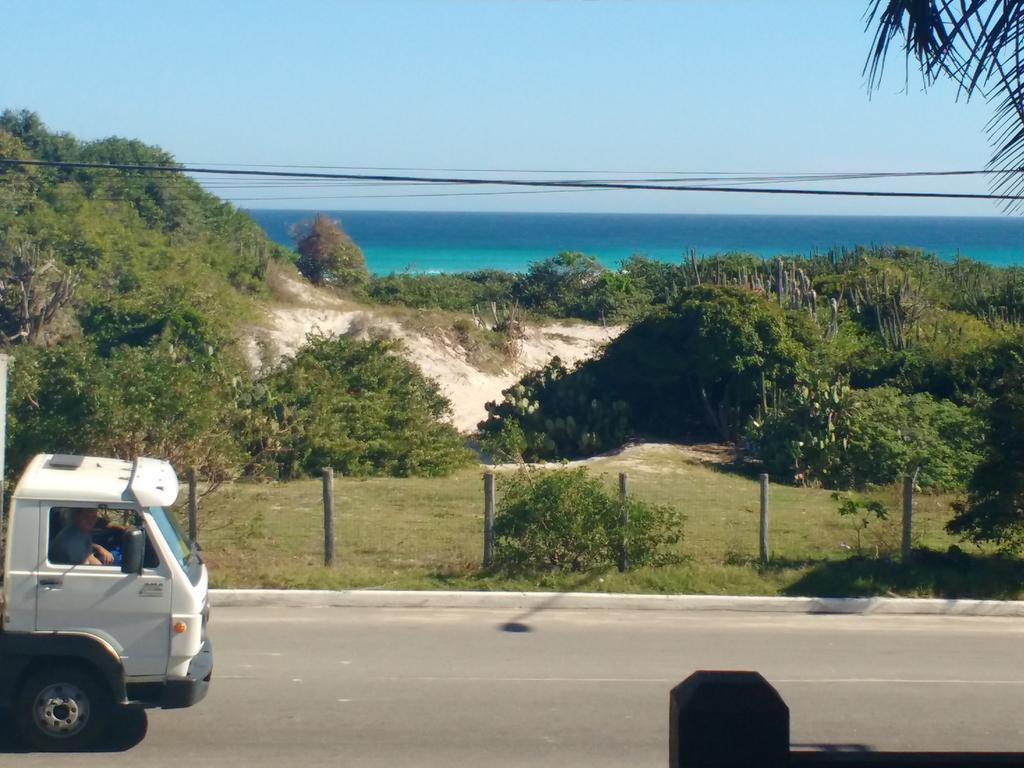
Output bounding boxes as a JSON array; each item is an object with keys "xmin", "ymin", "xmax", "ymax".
[{"xmin": 15, "ymin": 666, "xmax": 111, "ymax": 751}]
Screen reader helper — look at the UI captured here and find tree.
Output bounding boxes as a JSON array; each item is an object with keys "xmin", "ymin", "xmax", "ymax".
[
  {"xmin": 948, "ymin": 354, "xmax": 1024, "ymax": 547},
  {"xmin": 291, "ymin": 214, "xmax": 368, "ymax": 287},
  {"xmin": 866, "ymin": 2, "xmax": 1024, "ymax": 206},
  {"xmin": 0, "ymin": 239, "xmax": 79, "ymax": 346}
]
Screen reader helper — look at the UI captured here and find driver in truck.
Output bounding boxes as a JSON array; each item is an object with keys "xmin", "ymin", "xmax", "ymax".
[{"xmin": 50, "ymin": 508, "xmax": 115, "ymax": 565}]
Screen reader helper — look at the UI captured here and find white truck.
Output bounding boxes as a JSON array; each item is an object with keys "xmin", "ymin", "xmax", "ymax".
[{"xmin": 0, "ymin": 453, "xmax": 212, "ymax": 750}]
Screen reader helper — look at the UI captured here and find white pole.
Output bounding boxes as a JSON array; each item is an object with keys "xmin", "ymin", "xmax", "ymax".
[{"xmin": 759, "ymin": 473, "xmax": 769, "ymax": 566}]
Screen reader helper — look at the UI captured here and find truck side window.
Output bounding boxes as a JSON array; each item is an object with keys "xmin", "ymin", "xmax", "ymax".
[{"xmin": 46, "ymin": 507, "xmax": 160, "ymax": 568}]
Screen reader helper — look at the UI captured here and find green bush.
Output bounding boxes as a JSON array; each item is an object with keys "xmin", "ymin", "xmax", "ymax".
[
  {"xmin": 260, "ymin": 334, "xmax": 472, "ymax": 478},
  {"xmin": 7, "ymin": 340, "xmax": 246, "ymax": 483},
  {"xmin": 361, "ymin": 270, "xmax": 517, "ymax": 312},
  {"xmin": 492, "ymin": 468, "xmax": 684, "ymax": 572},
  {"xmin": 479, "ymin": 419, "xmax": 528, "ymax": 463},
  {"xmin": 479, "ymin": 359, "xmax": 631, "ymax": 461},
  {"xmin": 948, "ymin": 356, "xmax": 1024, "ymax": 548},
  {"xmin": 515, "ymin": 252, "xmax": 606, "ymax": 318},
  {"xmin": 480, "ymin": 285, "xmax": 809, "ymax": 459},
  {"xmin": 751, "ymin": 384, "xmax": 984, "ymax": 490},
  {"xmin": 832, "ymin": 492, "xmax": 890, "ymax": 556}
]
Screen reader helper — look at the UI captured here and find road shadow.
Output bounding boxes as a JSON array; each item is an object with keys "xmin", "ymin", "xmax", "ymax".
[
  {"xmin": 783, "ymin": 548, "xmax": 1024, "ymax": 600},
  {"xmin": 0, "ymin": 704, "xmax": 148, "ymax": 753},
  {"xmin": 497, "ymin": 570, "xmax": 606, "ymax": 633}
]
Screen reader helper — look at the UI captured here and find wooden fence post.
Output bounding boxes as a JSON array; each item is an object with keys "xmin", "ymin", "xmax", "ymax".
[
  {"xmin": 187, "ymin": 467, "xmax": 198, "ymax": 544},
  {"xmin": 759, "ymin": 474, "xmax": 769, "ymax": 566},
  {"xmin": 322, "ymin": 467, "xmax": 335, "ymax": 567},
  {"xmin": 901, "ymin": 472, "xmax": 916, "ymax": 562},
  {"xmin": 618, "ymin": 472, "xmax": 629, "ymax": 573},
  {"xmin": 483, "ymin": 472, "xmax": 495, "ymax": 567}
]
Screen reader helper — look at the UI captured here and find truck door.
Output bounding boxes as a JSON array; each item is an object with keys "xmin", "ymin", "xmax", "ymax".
[
  {"xmin": 34, "ymin": 505, "xmax": 172, "ymax": 678},
  {"xmin": 1, "ymin": 500, "xmax": 45, "ymax": 633}
]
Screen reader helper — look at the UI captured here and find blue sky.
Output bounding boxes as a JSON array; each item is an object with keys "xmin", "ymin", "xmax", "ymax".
[{"xmin": 0, "ymin": 0, "xmax": 1001, "ymax": 216}]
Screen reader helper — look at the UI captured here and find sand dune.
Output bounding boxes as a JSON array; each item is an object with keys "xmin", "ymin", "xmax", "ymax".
[{"xmin": 242, "ymin": 271, "xmax": 623, "ymax": 433}]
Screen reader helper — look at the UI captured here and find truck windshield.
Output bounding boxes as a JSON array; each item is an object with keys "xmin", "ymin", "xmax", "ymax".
[{"xmin": 148, "ymin": 506, "xmax": 191, "ymax": 569}]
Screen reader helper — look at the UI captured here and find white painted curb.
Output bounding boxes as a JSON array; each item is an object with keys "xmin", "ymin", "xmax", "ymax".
[{"xmin": 209, "ymin": 589, "xmax": 1024, "ymax": 616}]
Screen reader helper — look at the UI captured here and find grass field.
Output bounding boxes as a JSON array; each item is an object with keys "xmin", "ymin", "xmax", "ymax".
[{"xmin": 189, "ymin": 444, "xmax": 1024, "ymax": 599}]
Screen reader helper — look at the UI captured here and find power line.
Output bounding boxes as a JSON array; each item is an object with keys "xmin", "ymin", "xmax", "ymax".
[
  {"xmin": 214, "ymin": 189, "xmax": 610, "ymax": 202},
  {"xmin": 177, "ymin": 160, "xmax": 1010, "ymax": 178},
  {"xmin": 0, "ymin": 157, "xmax": 1019, "ymax": 201}
]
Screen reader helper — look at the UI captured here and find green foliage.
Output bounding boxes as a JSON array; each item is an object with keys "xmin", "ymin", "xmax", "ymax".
[
  {"xmin": 516, "ymin": 252, "xmax": 606, "ymax": 318},
  {"xmin": 613, "ymin": 285, "xmax": 807, "ymax": 440},
  {"xmin": 0, "ymin": 113, "xmax": 471, "ymax": 483},
  {"xmin": 480, "ymin": 359, "xmax": 631, "ymax": 461},
  {"xmin": 479, "ymin": 419, "xmax": 528, "ymax": 464},
  {"xmin": 79, "ymin": 290, "xmax": 225, "ymax": 359},
  {"xmin": 948, "ymin": 354, "xmax": 1024, "ymax": 548},
  {"xmin": 832, "ymin": 492, "xmax": 889, "ymax": 556},
  {"xmin": 492, "ymin": 468, "xmax": 683, "ymax": 572},
  {"xmin": 0, "ymin": 113, "xmax": 285, "ymax": 340},
  {"xmin": 481, "ymin": 286, "xmax": 809, "ymax": 458},
  {"xmin": 7, "ymin": 341, "xmax": 246, "ymax": 483},
  {"xmin": 752, "ymin": 384, "xmax": 984, "ymax": 490},
  {"xmin": 361, "ymin": 270, "xmax": 517, "ymax": 312},
  {"xmin": 361, "ymin": 255, "xmax": 675, "ymax": 323},
  {"xmin": 260, "ymin": 334, "xmax": 472, "ymax": 478},
  {"xmin": 618, "ymin": 254, "xmax": 687, "ymax": 305},
  {"xmin": 292, "ymin": 214, "xmax": 368, "ymax": 288},
  {"xmin": 749, "ymin": 380, "xmax": 852, "ymax": 485}
]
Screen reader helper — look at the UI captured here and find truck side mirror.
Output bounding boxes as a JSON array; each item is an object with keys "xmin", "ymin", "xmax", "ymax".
[{"xmin": 121, "ymin": 528, "xmax": 146, "ymax": 575}]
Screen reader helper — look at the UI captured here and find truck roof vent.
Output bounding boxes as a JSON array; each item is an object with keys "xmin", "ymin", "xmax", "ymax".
[{"xmin": 48, "ymin": 454, "xmax": 85, "ymax": 470}]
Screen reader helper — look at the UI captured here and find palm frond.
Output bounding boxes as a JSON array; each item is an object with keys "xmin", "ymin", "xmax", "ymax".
[{"xmin": 866, "ymin": 1, "xmax": 1024, "ymax": 211}]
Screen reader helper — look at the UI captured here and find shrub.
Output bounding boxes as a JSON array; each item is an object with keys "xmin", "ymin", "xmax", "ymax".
[
  {"xmin": 948, "ymin": 357, "xmax": 1024, "ymax": 548},
  {"xmin": 751, "ymin": 384, "xmax": 984, "ymax": 490},
  {"xmin": 492, "ymin": 468, "xmax": 684, "ymax": 572},
  {"xmin": 480, "ymin": 285, "xmax": 809, "ymax": 460},
  {"xmin": 516, "ymin": 252, "xmax": 606, "ymax": 318},
  {"xmin": 479, "ymin": 419, "xmax": 528, "ymax": 464},
  {"xmin": 479, "ymin": 359, "xmax": 631, "ymax": 461},
  {"xmin": 833, "ymin": 492, "xmax": 890, "ymax": 556},
  {"xmin": 292, "ymin": 214, "xmax": 368, "ymax": 287},
  {"xmin": 7, "ymin": 340, "xmax": 246, "ymax": 484},
  {"xmin": 260, "ymin": 334, "xmax": 472, "ymax": 478},
  {"xmin": 361, "ymin": 270, "xmax": 517, "ymax": 312},
  {"xmin": 601, "ymin": 285, "xmax": 809, "ymax": 441}
]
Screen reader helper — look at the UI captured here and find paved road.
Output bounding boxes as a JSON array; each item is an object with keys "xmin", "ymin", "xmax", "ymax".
[{"xmin": 3, "ymin": 606, "xmax": 1024, "ymax": 766}]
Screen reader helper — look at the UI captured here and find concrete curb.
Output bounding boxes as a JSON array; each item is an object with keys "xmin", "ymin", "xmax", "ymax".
[{"xmin": 209, "ymin": 589, "xmax": 1024, "ymax": 617}]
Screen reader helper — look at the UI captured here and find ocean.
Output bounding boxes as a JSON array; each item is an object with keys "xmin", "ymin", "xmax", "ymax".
[{"xmin": 247, "ymin": 210, "xmax": 1024, "ymax": 274}]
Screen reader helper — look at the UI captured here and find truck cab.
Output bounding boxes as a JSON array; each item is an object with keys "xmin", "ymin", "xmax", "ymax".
[{"xmin": 0, "ymin": 454, "xmax": 212, "ymax": 750}]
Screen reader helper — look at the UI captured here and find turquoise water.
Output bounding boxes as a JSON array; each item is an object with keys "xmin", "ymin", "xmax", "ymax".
[{"xmin": 248, "ymin": 210, "xmax": 1024, "ymax": 274}]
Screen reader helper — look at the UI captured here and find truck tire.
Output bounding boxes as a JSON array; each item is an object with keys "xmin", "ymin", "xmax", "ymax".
[{"xmin": 15, "ymin": 666, "xmax": 111, "ymax": 751}]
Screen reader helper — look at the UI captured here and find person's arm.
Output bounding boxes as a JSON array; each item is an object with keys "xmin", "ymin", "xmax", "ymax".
[{"xmin": 91, "ymin": 543, "xmax": 114, "ymax": 565}]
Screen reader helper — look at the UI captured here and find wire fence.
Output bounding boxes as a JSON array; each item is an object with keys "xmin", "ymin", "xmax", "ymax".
[{"xmin": 179, "ymin": 459, "xmax": 960, "ymax": 585}]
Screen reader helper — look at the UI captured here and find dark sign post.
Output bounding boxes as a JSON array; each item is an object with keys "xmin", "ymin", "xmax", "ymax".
[{"xmin": 670, "ymin": 671, "xmax": 789, "ymax": 768}]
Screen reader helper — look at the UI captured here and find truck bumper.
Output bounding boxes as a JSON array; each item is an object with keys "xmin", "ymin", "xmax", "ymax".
[{"xmin": 161, "ymin": 639, "xmax": 213, "ymax": 709}]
